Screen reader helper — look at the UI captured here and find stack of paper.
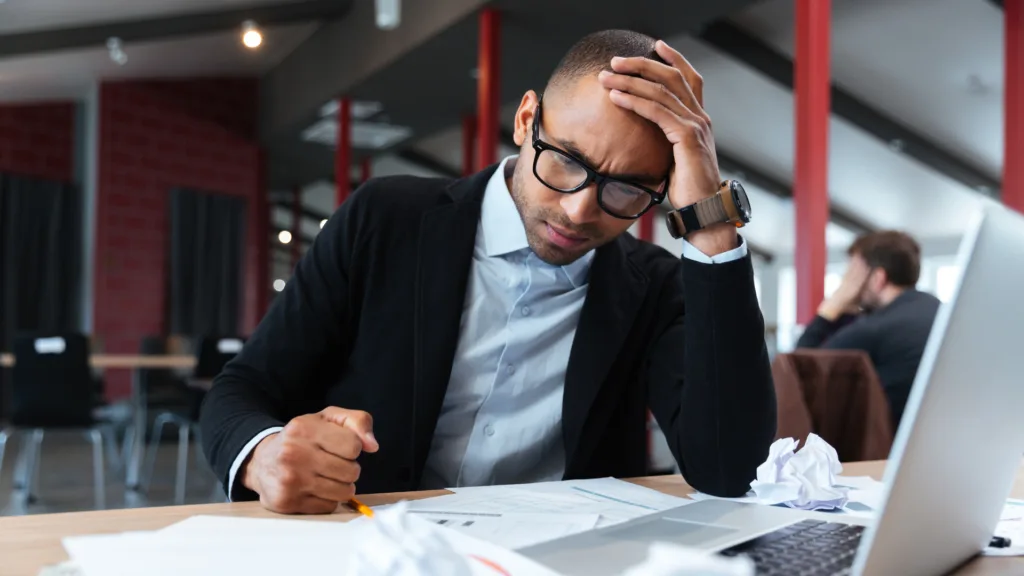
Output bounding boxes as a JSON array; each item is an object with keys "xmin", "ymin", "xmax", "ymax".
[
  {"xmin": 396, "ymin": 477, "xmax": 692, "ymax": 533},
  {"xmin": 689, "ymin": 474, "xmax": 885, "ymax": 518}
]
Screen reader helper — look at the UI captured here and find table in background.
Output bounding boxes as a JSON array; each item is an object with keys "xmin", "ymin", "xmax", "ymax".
[
  {"xmin": 0, "ymin": 353, "xmax": 197, "ymax": 490},
  {"xmin": 1, "ymin": 461, "xmax": 1022, "ymax": 576}
]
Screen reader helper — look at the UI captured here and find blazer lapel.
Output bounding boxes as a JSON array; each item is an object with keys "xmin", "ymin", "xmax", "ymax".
[
  {"xmin": 410, "ymin": 168, "xmax": 494, "ymax": 483},
  {"xmin": 562, "ymin": 238, "xmax": 648, "ymax": 470}
]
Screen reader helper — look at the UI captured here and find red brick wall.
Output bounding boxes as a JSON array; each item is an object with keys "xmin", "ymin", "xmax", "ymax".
[
  {"xmin": 94, "ymin": 79, "xmax": 261, "ymax": 397},
  {"xmin": 0, "ymin": 102, "xmax": 75, "ymax": 181}
]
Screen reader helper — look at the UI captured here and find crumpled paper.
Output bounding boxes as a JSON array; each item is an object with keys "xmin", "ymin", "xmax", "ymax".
[
  {"xmin": 346, "ymin": 501, "xmax": 475, "ymax": 576},
  {"xmin": 749, "ymin": 433, "xmax": 849, "ymax": 511},
  {"xmin": 622, "ymin": 542, "xmax": 754, "ymax": 576}
]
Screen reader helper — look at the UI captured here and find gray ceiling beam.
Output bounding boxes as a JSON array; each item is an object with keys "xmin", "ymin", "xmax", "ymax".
[
  {"xmin": 699, "ymin": 21, "xmax": 1001, "ymax": 196},
  {"xmin": 259, "ymin": 0, "xmax": 489, "ymax": 142},
  {"xmin": 716, "ymin": 150, "xmax": 874, "ymax": 236},
  {"xmin": 397, "ymin": 149, "xmax": 461, "ymax": 179},
  {"xmin": 0, "ymin": 0, "xmax": 349, "ymax": 58},
  {"xmin": 270, "ymin": 200, "xmax": 332, "ymax": 224}
]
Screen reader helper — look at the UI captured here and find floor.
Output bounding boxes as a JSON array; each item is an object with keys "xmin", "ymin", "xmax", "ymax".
[{"xmin": 0, "ymin": 430, "xmax": 225, "ymax": 517}]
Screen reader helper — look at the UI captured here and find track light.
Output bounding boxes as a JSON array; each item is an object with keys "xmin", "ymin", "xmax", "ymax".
[
  {"xmin": 320, "ymin": 219, "xmax": 327, "ymax": 229},
  {"xmin": 273, "ymin": 279, "xmax": 286, "ymax": 292},
  {"xmin": 107, "ymin": 37, "xmax": 127, "ymax": 66},
  {"xmin": 278, "ymin": 230, "xmax": 292, "ymax": 244},
  {"xmin": 242, "ymin": 20, "xmax": 262, "ymax": 49}
]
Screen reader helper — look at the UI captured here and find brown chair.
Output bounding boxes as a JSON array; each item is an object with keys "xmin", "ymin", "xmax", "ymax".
[{"xmin": 771, "ymin": 350, "xmax": 894, "ymax": 462}]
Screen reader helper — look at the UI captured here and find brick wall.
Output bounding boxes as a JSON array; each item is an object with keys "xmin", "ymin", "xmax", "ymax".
[
  {"xmin": 0, "ymin": 102, "xmax": 75, "ymax": 181},
  {"xmin": 94, "ymin": 79, "xmax": 261, "ymax": 397}
]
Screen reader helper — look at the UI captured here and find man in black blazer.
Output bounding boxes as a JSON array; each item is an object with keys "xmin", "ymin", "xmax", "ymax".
[{"xmin": 201, "ymin": 30, "xmax": 776, "ymax": 514}]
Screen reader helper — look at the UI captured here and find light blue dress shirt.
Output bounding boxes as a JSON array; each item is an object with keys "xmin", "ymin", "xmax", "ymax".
[{"xmin": 228, "ymin": 156, "xmax": 747, "ymax": 496}]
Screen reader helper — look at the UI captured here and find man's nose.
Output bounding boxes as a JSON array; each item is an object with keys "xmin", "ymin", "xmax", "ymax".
[{"xmin": 560, "ymin": 184, "xmax": 602, "ymax": 224}]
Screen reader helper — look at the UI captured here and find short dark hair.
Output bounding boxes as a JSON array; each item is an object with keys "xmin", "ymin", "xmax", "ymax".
[
  {"xmin": 545, "ymin": 30, "xmax": 665, "ymax": 94},
  {"xmin": 848, "ymin": 231, "xmax": 922, "ymax": 287}
]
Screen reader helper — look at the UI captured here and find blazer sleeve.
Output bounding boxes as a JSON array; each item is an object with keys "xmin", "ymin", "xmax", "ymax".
[
  {"xmin": 646, "ymin": 254, "xmax": 777, "ymax": 497},
  {"xmin": 199, "ymin": 186, "xmax": 365, "ymax": 500}
]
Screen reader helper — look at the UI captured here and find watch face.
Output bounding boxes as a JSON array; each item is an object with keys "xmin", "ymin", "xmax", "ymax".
[{"xmin": 731, "ymin": 180, "xmax": 752, "ymax": 222}]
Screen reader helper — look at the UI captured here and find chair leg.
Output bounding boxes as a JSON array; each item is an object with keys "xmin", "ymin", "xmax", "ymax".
[
  {"xmin": 192, "ymin": 424, "xmax": 206, "ymax": 471},
  {"xmin": 101, "ymin": 424, "xmax": 122, "ymax": 473},
  {"xmin": 141, "ymin": 414, "xmax": 174, "ymax": 494},
  {"xmin": 175, "ymin": 424, "xmax": 190, "ymax": 505},
  {"xmin": 25, "ymin": 430, "xmax": 43, "ymax": 504},
  {"xmin": 120, "ymin": 424, "xmax": 135, "ymax": 478},
  {"xmin": 0, "ymin": 429, "xmax": 8, "ymax": 490},
  {"xmin": 88, "ymin": 429, "xmax": 106, "ymax": 510}
]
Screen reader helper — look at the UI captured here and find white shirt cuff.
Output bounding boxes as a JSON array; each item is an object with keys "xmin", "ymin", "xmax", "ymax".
[
  {"xmin": 227, "ymin": 426, "xmax": 283, "ymax": 501},
  {"xmin": 680, "ymin": 236, "xmax": 748, "ymax": 264}
]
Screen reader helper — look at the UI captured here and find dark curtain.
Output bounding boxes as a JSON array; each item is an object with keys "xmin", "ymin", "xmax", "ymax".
[
  {"xmin": 167, "ymin": 188, "xmax": 247, "ymax": 336},
  {"xmin": 0, "ymin": 173, "xmax": 82, "ymax": 418}
]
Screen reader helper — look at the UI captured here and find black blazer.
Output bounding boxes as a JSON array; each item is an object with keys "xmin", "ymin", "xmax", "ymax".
[{"xmin": 200, "ymin": 166, "xmax": 776, "ymax": 500}]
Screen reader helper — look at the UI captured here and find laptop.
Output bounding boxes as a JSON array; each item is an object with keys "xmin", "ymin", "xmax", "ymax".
[{"xmin": 521, "ymin": 203, "xmax": 1024, "ymax": 576}]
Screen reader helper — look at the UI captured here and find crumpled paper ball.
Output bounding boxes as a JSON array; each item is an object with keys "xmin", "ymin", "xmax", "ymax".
[
  {"xmin": 346, "ymin": 501, "xmax": 475, "ymax": 576},
  {"xmin": 749, "ymin": 433, "xmax": 849, "ymax": 510}
]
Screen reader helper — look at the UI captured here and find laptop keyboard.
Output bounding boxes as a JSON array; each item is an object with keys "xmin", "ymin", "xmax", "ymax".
[{"xmin": 719, "ymin": 519, "xmax": 864, "ymax": 576}]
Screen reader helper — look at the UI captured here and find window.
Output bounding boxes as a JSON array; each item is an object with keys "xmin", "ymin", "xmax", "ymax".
[{"xmin": 935, "ymin": 265, "xmax": 962, "ymax": 303}]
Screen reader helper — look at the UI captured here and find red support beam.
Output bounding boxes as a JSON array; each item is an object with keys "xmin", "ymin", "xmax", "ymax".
[
  {"xmin": 462, "ymin": 113, "xmax": 477, "ymax": 176},
  {"xmin": 360, "ymin": 157, "xmax": 372, "ymax": 184},
  {"xmin": 475, "ymin": 8, "xmax": 500, "ymax": 172},
  {"xmin": 638, "ymin": 211, "xmax": 654, "ymax": 243},
  {"xmin": 794, "ymin": 0, "xmax": 831, "ymax": 325},
  {"xmin": 1006, "ymin": 0, "xmax": 1024, "ymax": 212},
  {"xmin": 254, "ymin": 148, "xmax": 269, "ymax": 318},
  {"xmin": 291, "ymin": 185, "xmax": 302, "ymax": 269},
  {"xmin": 335, "ymin": 97, "xmax": 352, "ymax": 206}
]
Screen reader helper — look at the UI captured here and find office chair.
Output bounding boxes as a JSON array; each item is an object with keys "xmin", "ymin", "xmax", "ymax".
[
  {"xmin": 141, "ymin": 335, "xmax": 243, "ymax": 504},
  {"xmin": 0, "ymin": 333, "xmax": 115, "ymax": 510}
]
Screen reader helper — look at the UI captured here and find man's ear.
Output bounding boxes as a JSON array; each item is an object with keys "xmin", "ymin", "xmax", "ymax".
[
  {"xmin": 512, "ymin": 91, "xmax": 540, "ymax": 147},
  {"xmin": 870, "ymin": 267, "xmax": 888, "ymax": 290}
]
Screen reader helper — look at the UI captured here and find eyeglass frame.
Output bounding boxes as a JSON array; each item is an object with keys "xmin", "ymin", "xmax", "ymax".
[{"xmin": 530, "ymin": 100, "xmax": 668, "ymax": 220}]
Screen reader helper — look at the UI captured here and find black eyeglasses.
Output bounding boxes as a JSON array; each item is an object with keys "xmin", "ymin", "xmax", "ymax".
[{"xmin": 531, "ymin": 101, "xmax": 667, "ymax": 220}]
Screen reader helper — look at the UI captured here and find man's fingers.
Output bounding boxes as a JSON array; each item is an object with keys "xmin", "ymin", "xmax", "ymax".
[
  {"xmin": 609, "ymin": 55, "xmax": 704, "ymax": 119},
  {"xmin": 598, "ymin": 71, "xmax": 697, "ymax": 122},
  {"xmin": 306, "ymin": 475, "xmax": 357, "ymax": 503},
  {"xmin": 654, "ymin": 40, "xmax": 704, "ymax": 107},
  {"xmin": 607, "ymin": 89, "xmax": 693, "ymax": 147},
  {"xmin": 317, "ymin": 453, "xmax": 362, "ymax": 484},
  {"xmin": 314, "ymin": 421, "xmax": 364, "ymax": 460},
  {"xmin": 319, "ymin": 407, "xmax": 379, "ymax": 453}
]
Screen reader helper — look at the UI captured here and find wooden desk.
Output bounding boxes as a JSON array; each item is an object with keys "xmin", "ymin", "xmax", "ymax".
[
  {"xmin": 1, "ymin": 461, "xmax": 1022, "ymax": 576},
  {"xmin": 0, "ymin": 353, "xmax": 195, "ymax": 370}
]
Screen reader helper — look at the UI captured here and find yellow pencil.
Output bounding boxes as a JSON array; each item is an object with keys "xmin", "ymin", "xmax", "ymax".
[{"xmin": 347, "ymin": 497, "xmax": 374, "ymax": 517}]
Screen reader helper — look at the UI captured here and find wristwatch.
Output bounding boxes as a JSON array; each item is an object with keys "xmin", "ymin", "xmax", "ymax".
[{"xmin": 665, "ymin": 179, "xmax": 752, "ymax": 239}]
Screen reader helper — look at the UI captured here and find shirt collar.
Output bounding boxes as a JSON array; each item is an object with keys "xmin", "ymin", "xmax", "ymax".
[{"xmin": 479, "ymin": 155, "xmax": 594, "ymax": 288}]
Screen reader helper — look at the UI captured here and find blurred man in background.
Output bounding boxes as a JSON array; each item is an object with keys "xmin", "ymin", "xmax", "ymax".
[{"xmin": 797, "ymin": 231, "xmax": 940, "ymax": 429}]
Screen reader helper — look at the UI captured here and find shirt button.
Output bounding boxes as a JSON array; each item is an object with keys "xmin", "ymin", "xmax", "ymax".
[
  {"xmin": 506, "ymin": 364, "xmax": 515, "ymax": 375},
  {"xmin": 521, "ymin": 306, "xmax": 531, "ymax": 316},
  {"xmin": 484, "ymin": 424, "xmax": 495, "ymax": 437}
]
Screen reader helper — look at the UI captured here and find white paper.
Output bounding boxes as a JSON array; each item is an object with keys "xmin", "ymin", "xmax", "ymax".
[
  {"xmin": 63, "ymin": 511, "xmax": 560, "ymax": 576},
  {"xmin": 689, "ymin": 474, "xmax": 885, "ymax": 519},
  {"xmin": 386, "ymin": 510, "xmax": 600, "ymax": 549},
  {"xmin": 621, "ymin": 542, "xmax": 754, "ymax": 576},
  {"xmin": 749, "ymin": 434, "xmax": 849, "ymax": 510},
  {"xmin": 408, "ymin": 477, "xmax": 690, "ymax": 529}
]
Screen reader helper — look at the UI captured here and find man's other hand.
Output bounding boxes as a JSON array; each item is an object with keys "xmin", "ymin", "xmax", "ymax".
[
  {"xmin": 241, "ymin": 407, "xmax": 379, "ymax": 514},
  {"xmin": 819, "ymin": 257, "xmax": 871, "ymax": 321}
]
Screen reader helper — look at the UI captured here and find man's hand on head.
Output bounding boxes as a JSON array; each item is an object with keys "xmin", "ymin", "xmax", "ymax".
[
  {"xmin": 819, "ymin": 257, "xmax": 871, "ymax": 321},
  {"xmin": 598, "ymin": 40, "xmax": 737, "ymax": 256},
  {"xmin": 241, "ymin": 407, "xmax": 379, "ymax": 514}
]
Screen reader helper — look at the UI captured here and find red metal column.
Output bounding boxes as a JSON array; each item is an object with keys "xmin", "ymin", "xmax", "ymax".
[
  {"xmin": 291, "ymin": 185, "xmax": 302, "ymax": 269},
  {"xmin": 794, "ymin": 0, "xmax": 831, "ymax": 325},
  {"xmin": 638, "ymin": 211, "xmax": 654, "ymax": 243},
  {"xmin": 475, "ymin": 8, "xmax": 500, "ymax": 172},
  {"xmin": 254, "ymin": 148, "xmax": 269, "ymax": 317},
  {"xmin": 462, "ymin": 113, "xmax": 477, "ymax": 176},
  {"xmin": 335, "ymin": 97, "xmax": 352, "ymax": 206},
  {"xmin": 1006, "ymin": 0, "xmax": 1024, "ymax": 212},
  {"xmin": 360, "ymin": 157, "xmax": 372, "ymax": 184}
]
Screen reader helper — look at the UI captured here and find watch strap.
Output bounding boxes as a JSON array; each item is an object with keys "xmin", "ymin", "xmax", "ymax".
[{"xmin": 694, "ymin": 193, "xmax": 729, "ymax": 229}]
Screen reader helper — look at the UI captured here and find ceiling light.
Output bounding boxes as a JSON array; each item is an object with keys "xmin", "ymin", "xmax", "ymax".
[
  {"xmin": 278, "ymin": 230, "xmax": 292, "ymax": 244},
  {"xmin": 320, "ymin": 219, "xmax": 327, "ymax": 229},
  {"xmin": 242, "ymin": 20, "xmax": 263, "ymax": 49},
  {"xmin": 273, "ymin": 279, "xmax": 286, "ymax": 292},
  {"xmin": 375, "ymin": 0, "xmax": 401, "ymax": 30},
  {"xmin": 107, "ymin": 37, "xmax": 127, "ymax": 66}
]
